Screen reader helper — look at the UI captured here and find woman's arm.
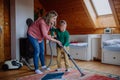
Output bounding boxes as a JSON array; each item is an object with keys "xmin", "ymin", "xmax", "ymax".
[
  {"xmin": 40, "ymin": 23, "xmax": 62, "ymax": 46},
  {"xmin": 40, "ymin": 23, "xmax": 52, "ymax": 40},
  {"xmin": 50, "ymin": 38, "xmax": 62, "ymax": 46}
]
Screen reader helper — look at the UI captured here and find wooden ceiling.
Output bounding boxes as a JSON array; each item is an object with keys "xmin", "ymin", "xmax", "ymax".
[{"xmin": 39, "ymin": 0, "xmax": 95, "ymax": 34}]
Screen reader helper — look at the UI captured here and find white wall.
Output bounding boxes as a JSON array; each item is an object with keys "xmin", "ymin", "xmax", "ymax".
[{"xmin": 10, "ymin": 0, "xmax": 34, "ymax": 60}]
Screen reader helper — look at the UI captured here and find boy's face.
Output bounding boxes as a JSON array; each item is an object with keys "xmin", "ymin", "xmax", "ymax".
[{"xmin": 59, "ymin": 23, "xmax": 67, "ymax": 32}]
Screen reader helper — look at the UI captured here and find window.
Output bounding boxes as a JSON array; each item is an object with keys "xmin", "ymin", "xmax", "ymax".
[{"xmin": 91, "ymin": 0, "xmax": 112, "ymax": 16}]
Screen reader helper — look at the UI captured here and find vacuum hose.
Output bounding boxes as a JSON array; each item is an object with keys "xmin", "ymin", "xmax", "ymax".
[
  {"xmin": 21, "ymin": 57, "xmax": 34, "ymax": 70},
  {"xmin": 46, "ymin": 40, "xmax": 54, "ymax": 68},
  {"xmin": 21, "ymin": 40, "xmax": 54, "ymax": 71}
]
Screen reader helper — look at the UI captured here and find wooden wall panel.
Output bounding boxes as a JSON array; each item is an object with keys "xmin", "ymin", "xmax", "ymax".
[
  {"xmin": 34, "ymin": 0, "xmax": 46, "ymax": 20},
  {"xmin": 112, "ymin": 0, "xmax": 120, "ymax": 26},
  {"xmin": 97, "ymin": 15, "xmax": 116, "ymax": 28},
  {"xmin": 34, "ymin": 0, "xmax": 43, "ymax": 11},
  {"xmin": 39, "ymin": 0, "xmax": 95, "ymax": 34}
]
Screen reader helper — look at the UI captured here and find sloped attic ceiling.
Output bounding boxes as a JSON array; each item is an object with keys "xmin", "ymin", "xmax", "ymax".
[{"xmin": 39, "ymin": 0, "xmax": 96, "ymax": 34}]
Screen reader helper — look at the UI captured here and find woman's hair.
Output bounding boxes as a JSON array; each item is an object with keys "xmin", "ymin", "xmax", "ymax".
[
  {"xmin": 59, "ymin": 20, "xmax": 67, "ymax": 25},
  {"xmin": 43, "ymin": 10, "xmax": 58, "ymax": 26}
]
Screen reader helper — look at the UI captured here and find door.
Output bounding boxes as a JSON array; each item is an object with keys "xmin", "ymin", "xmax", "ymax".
[
  {"xmin": 0, "ymin": 0, "xmax": 11, "ymax": 62},
  {"xmin": 4, "ymin": 0, "xmax": 11, "ymax": 60},
  {"xmin": 0, "ymin": 0, "xmax": 5, "ymax": 62}
]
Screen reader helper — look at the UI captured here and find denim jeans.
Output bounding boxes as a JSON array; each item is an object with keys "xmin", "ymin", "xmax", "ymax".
[{"xmin": 28, "ymin": 35, "xmax": 45, "ymax": 70}]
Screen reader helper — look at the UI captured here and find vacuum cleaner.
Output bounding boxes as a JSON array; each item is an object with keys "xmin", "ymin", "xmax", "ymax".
[{"xmin": 2, "ymin": 60, "xmax": 23, "ymax": 70}]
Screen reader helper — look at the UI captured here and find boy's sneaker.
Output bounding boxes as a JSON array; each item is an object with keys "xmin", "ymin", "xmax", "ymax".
[
  {"xmin": 65, "ymin": 69, "xmax": 71, "ymax": 72},
  {"xmin": 41, "ymin": 65, "xmax": 51, "ymax": 71},
  {"xmin": 35, "ymin": 69, "xmax": 43, "ymax": 74},
  {"xmin": 46, "ymin": 67, "xmax": 51, "ymax": 70},
  {"xmin": 56, "ymin": 68, "xmax": 62, "ymax": 72}
]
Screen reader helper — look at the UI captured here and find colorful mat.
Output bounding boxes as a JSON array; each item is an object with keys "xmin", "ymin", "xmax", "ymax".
[{"xmin": 17, "ymin": 69, "xmax": 118, "ymax": 80}]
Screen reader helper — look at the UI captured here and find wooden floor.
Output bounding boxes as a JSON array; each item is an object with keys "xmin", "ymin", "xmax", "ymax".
[{"xmin": 0, "ymin": 57, "xmax": 120, "ymax": 80}]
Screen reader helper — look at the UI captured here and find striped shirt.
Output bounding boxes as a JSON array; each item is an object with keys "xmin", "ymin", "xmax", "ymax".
[{"xmin": 27, "ymin": 17, "xmax": 52, "ymax": 42}]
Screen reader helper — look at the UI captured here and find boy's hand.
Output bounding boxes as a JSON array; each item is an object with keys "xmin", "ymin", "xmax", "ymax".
[{"xmin": 57, "ymin": 41, "xmax": 62, "ymax": 47}]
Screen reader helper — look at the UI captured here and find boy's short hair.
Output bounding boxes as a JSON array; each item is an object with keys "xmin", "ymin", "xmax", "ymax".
[{"xmin": 59, "ymin": 20, "xmax": 67, "ymax": 25}]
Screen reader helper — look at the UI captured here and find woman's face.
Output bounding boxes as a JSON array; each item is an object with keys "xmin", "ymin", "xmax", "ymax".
[{"xmin": 49, "ymin": 16, "xmax": 57, "ymax": 26}]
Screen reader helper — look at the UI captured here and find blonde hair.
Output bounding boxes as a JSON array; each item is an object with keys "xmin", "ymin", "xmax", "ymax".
[
  {"xmin": 59, "ymin": 20, "xmax": 67, "ymax": 25},
  {"xmin": 43, "ymin": 10, "xmax": 58, "ymax": 26}
]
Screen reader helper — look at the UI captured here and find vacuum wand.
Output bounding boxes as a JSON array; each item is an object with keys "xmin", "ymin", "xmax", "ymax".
[{"xmin": 61, "ymin": 45, "xmax": 85, "ymax": 77}]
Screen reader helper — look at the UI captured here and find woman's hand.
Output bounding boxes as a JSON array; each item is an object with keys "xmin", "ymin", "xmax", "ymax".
[{"xmin": 50, "ymin": 38, "xmax": 62, "ymax": 47}]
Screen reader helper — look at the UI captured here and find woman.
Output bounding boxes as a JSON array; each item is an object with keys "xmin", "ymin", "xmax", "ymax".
[{"xmin": 27, "ymin": 10, "xmax": 61, "ymax": 74}]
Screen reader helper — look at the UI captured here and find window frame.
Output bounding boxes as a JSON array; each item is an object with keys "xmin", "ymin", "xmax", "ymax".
[{"xmin": 90, "ymin": 0, "xmax": 112, "ymax": 17}]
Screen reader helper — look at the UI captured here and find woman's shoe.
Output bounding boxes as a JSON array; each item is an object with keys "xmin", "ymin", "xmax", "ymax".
[
  {"xmin": 35, "ymin": 69, "xmax": 43, "ymax": 74},
  {"xmin": 42, "ymin": 65, "xmax": 51, "ymax": 71}
]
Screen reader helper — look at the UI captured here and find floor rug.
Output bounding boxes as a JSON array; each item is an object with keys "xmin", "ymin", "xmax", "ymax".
[{"xmin": 17, "ymin": 69, "xmax": 119, "ymax": 80}]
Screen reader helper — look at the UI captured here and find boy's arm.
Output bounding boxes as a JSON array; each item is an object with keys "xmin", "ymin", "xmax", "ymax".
[{"xmin": 64, "ymin": 31, "xmax": 70, "ymax": 47}]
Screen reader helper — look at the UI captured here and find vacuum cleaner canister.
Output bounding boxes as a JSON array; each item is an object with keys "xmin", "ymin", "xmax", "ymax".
[{"xmin": 2, "ymin": 60, "xmax": 23, "ymax": 70}]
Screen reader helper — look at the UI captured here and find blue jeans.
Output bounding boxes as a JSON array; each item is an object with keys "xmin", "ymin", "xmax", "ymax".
[{"xmin": 28, "ymin": 35, "xmax": 45, "ymax": 70}]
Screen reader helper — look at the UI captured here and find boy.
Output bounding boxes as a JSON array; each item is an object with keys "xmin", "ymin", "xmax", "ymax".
[{"xmin": 51, "ymin": 20, "xmax": 70, "ymax": 72}]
